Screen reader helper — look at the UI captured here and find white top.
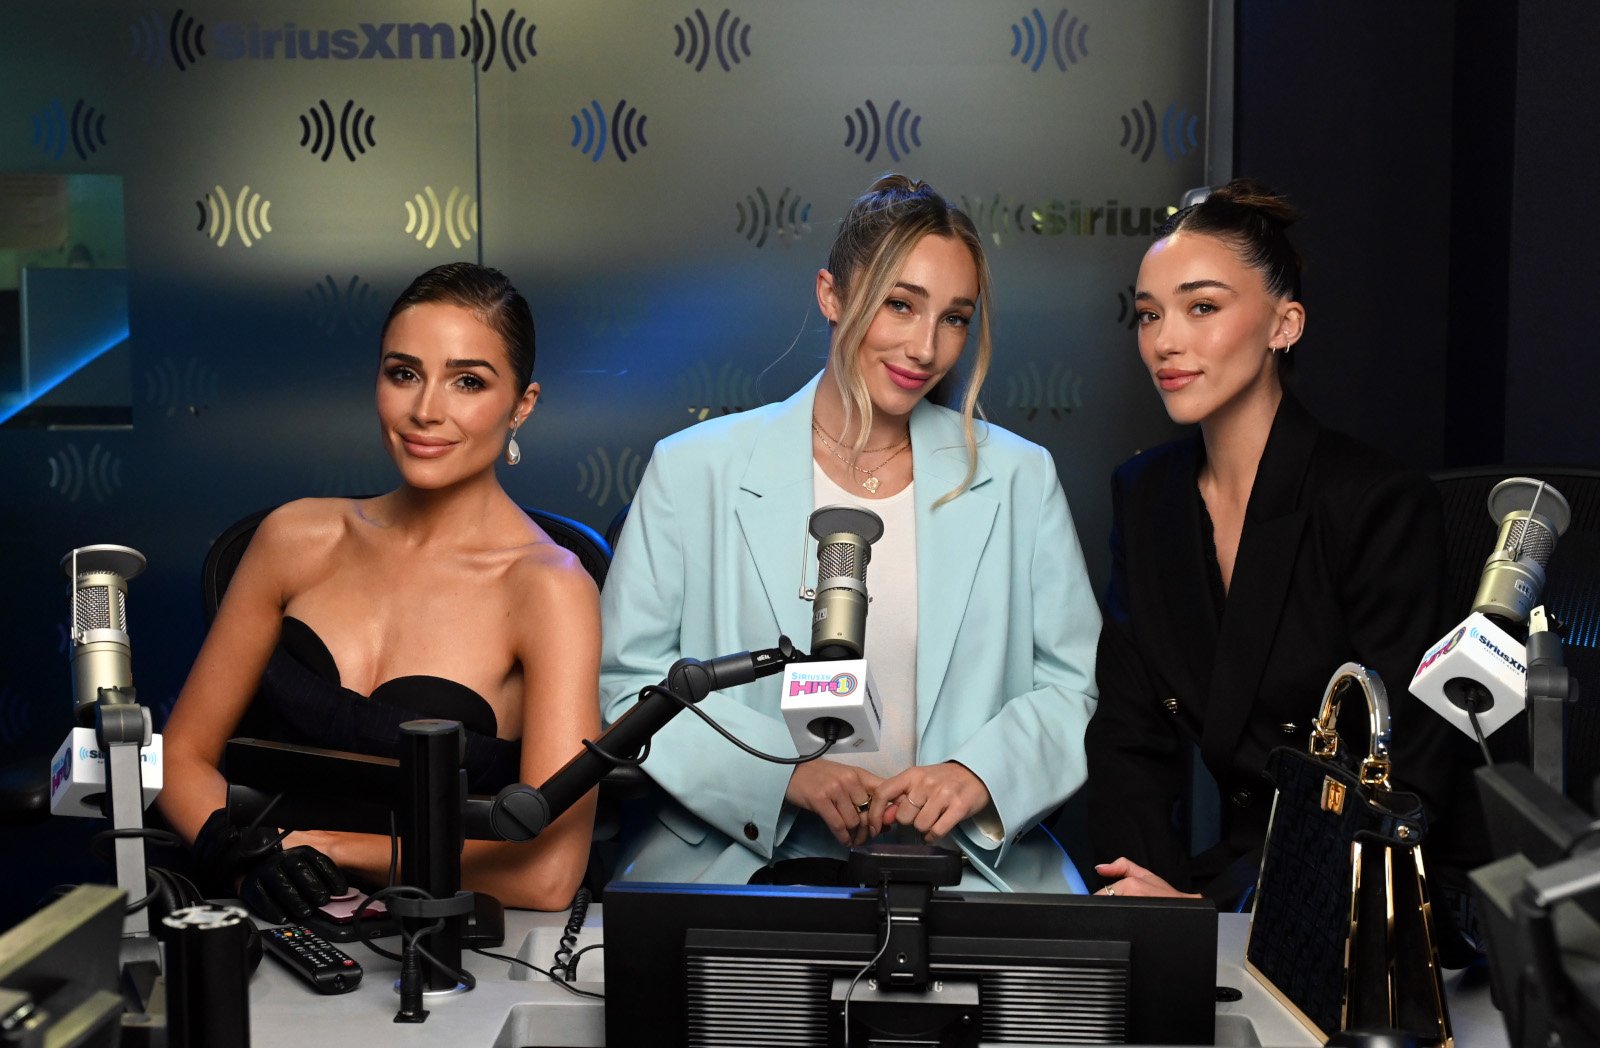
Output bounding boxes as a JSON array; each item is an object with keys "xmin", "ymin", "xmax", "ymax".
[{"xmin": 813, "ymin": 465, "xmax": 918, "ymax": 780}]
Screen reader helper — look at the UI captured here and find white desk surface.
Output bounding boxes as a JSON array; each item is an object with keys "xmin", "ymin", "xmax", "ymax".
[{"xmin": 245, "ymin": 908, "xmax": 1507, "ymax": 1048}]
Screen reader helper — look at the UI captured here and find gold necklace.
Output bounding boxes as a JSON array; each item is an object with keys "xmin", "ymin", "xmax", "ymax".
[
  {"xmin": 811, "ymin": 417, "xmax": 906, "ymax": 454},
  {"xmin": 811, "ymin": 420, "xmax": 910, "ymax": 494}
]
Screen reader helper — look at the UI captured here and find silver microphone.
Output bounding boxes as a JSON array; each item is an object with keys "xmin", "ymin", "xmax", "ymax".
[
  {"xmin": 808, "ymin": 505, "xmax": 885, "ymax": 661},
  {"xmin": 1472, "ymin": 478, "xmax": 1571, "ymax": 624},
  {"xmin": 63, "ymin": 544, "xmax": 147, "ymax": 723}
]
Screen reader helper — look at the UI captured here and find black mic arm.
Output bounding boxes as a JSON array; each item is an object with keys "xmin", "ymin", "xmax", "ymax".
[{"xmin": 478, "ymin": 638, "xmax": 800, "ymax": 843}]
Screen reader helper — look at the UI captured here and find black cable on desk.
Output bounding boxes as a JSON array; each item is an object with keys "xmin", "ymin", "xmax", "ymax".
[
  {"xmin": 551, "ymin": 887, "xmax": 591, "ymax": 981},
  {"xmin": 473, "ymin": 949, "xmax": 605, "ymax": 1000}
]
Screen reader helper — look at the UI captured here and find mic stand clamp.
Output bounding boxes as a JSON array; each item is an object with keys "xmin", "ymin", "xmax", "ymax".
[{"xmin": 1526, "ymin": 607, "xmax": 1579, "ymax": 795}]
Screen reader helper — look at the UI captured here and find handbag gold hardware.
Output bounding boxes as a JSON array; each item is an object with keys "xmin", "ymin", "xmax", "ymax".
[{"xmin": 1321, "ymin": 777, "xmax": 1346, "ymax": 814}]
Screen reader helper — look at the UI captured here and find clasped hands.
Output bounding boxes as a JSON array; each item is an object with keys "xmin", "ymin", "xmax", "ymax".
[{"xmin": 784, "ymin": 758, "xmax": 990, "ymax": 847}]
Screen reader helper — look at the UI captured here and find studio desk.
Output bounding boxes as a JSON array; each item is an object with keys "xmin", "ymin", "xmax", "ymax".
[{"xmin": 247, "ymin": 908, "xmax": 1507, "ymax": 1048}]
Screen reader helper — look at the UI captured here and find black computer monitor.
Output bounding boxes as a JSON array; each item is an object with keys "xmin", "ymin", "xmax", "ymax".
[
  {"xmin": 1471, "ymin": 762, "xmax": 1600, "ymax": 1047},
  {"xmin": 602, "ymin": 879, "xmax": 1218, "ymax": 1047},
  {"xmin": 0, "ymin": 884, "xmax": 126, "ymax": 1047}
]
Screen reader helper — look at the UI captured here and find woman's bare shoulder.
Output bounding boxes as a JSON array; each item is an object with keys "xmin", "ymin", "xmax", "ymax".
[
  {"xmin": 240, "ymin": 498, "xmax": 362, "ymax": 584},
  {"xmin": 498, "ymin": 524, "xmax": 601, "ymax": 621}
]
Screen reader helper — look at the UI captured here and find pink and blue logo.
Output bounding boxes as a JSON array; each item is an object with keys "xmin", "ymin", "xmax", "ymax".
[{"xmin": 788, "ymin": 672, "xmax": 858, "ymax": 698}]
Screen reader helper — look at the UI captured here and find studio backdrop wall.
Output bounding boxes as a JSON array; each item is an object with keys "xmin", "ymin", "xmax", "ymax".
[{"xmin": 0, "ymin": 1, "xmax": 1216, "ymax": 912}]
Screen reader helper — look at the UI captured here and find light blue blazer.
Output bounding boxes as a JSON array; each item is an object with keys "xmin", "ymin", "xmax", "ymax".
[{"xmin": 599, "ymin": 374, "xmax": 1100, "ymax": 892}]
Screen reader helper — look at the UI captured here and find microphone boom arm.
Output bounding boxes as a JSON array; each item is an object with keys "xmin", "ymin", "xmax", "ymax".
[{"xmin": 479, "ymin": 638, "xmax": 800, "ymax": 843}]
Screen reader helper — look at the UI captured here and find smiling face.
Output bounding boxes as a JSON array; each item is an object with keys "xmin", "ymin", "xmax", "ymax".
[
  {"xmin": 376, "ymin": 301, "xmax": 538, "ymax": 489},
  {"xmin": 1134, "ymin": 230, "xmax": 1304, "ymax": 428},
  {"xmin": 818, "ymin": 232, "xmax": 979, "ymax": 422}
]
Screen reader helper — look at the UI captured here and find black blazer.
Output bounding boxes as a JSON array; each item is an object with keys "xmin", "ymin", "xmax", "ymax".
[{"xmin": 1084, "ymin": 392, "xmax": 1469, "ymax": 902}]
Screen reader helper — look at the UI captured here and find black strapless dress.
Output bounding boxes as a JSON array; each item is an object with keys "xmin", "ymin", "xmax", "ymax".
[{"xmin": 234, "ymin": 616, "xmax": 523, "ymax": 794}]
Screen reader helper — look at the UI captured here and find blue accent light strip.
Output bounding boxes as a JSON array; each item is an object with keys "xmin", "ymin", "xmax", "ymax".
[{"xmin": 0, "ymin": 328, "xmax": 130, "ymax": 425}]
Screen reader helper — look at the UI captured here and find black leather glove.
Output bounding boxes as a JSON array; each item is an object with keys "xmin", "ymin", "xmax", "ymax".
[
  {"xmin": 191, "ymin": 808, "xmax": 347, "ymax": 923},
  {"xmin": 238, "ymin": 845, "xmax": 348, "ymax": 924}
]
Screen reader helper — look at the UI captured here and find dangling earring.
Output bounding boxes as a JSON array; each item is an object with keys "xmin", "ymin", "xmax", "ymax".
[{"xmin": 504, "ymin": 421, "xmax": 522, "ymax": 466}]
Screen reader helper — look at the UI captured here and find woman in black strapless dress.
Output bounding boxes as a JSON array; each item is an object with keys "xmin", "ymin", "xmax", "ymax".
[{"xmin": 158, "ymin": 263, "xmax": 601, "ymax": 913}]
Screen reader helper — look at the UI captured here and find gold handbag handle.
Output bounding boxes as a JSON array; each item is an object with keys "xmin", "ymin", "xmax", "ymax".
[{"xmin": 1308, "ymin": 662, "xmax": 1393, "ymax": 790}]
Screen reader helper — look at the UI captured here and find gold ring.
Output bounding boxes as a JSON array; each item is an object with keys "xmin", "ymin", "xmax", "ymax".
[
  {"xmin": 906, "ymin": 799, "xmax": 924, "ymax": 808},
  {"xmin": 854, "ymin": 799, "xmax": 871, "ymax": 814}
]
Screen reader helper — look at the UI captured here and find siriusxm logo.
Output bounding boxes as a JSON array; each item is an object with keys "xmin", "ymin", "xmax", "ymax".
[
  {"xmin": 1469, "ymin": 627, "xmax": 1527, "ymax": 675},
  {"xmin": 960, "ymin": 194, "xmax": 1172, "ymax": 245},
  {"xmin": 77, "ymin": 745, "xmax": 155, "ymax": 764},
  {"xmin": 211, "ymin": 21, "xmax": 456, "ymax": 60},
  {"xmin": 151, "ymin": 8, "xmax": 536, "ymax": 72},
  {"xmin": 788, "ymin": 673, "xmax": 859, "ymax": 698}
]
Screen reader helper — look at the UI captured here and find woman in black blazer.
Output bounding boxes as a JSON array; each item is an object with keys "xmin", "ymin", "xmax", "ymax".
[{"xmin": 1084, "ymin": 180, "xmax": 1468, "ymax": 907}]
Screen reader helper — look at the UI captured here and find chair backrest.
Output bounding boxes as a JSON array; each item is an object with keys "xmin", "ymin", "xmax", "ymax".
[
  {"xmin": 201, "ymin": 500, "xmax": 612, "ymax": 622},
  {"xmin": 1431, "ymin": 466, "xmax": 1600, "ymax": 794}
]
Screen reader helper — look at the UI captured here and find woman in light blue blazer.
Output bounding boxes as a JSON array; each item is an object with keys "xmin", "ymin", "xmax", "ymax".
[{"xmin": 599, "ymin": 175, "xmax": 1100, "ymax": 892}]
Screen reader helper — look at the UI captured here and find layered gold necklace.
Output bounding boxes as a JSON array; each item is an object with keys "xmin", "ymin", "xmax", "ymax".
[{"xmin": 811, "ymin": 419, "xmax": 911, "ymax": 494}]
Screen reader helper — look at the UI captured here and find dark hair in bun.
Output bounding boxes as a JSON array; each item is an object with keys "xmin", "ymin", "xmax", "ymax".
[{"xmin": 1156, "ymin": 178, "xmax": 1302, "ymax": 301}]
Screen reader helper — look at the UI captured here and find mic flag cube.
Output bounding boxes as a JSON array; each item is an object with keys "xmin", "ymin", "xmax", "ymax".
[
  {"xmin": 780, "ymin": 659, "xmax": 883, "ymax": 753},
  {"xmin": 50, "ymin": 726, "xmax": 164, "ymax": 818},
  {"xmin": 1410, "ymin": 612, "xmax": 1527, "ymax": 739}
]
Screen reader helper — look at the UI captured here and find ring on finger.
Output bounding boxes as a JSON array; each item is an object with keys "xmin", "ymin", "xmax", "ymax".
[
  {"xmin": 905, "ymin": 798, "xmax": 924, "ymax": 808},
  {"xmin": 854, "ymin": 798, "xmax": 871, "ymax": 814},
  {"xmin": 1103, "ymin": 886, "xmax": 1116, "ymax": 897}
]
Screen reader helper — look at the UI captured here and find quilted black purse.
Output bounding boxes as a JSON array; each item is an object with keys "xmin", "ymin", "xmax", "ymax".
[{"xmin": 1245, "ymin": 662, "xmax": 1453, "ymax": 1046}]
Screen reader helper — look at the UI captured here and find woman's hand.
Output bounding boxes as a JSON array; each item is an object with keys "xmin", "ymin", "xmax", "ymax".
[
  {"xmin": 869, "ymin": 762, "xmax": 990, "ymax": 844},
  {"xmin": 786, "ymin": 760, "xmax": 886, "ymax": 846},
  {"xmin": 1093, "ymin": 857, "xmax": 1202, "ymax": 899}
]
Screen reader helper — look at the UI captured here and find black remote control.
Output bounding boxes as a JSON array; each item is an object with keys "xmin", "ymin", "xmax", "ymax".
[{"xmin": 261, "ymin": 923, "xmax": 364, "ymax": 994}]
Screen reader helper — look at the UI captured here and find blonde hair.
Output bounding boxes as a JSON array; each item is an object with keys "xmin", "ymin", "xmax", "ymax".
[{"xmin": 825, "ymin": 174, "xmax": 993, "ymax": 507}]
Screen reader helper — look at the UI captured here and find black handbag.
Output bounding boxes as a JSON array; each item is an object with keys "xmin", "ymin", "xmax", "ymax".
[{"xmin": 1245, "ymin": 662, "xmax": 1453, "ymax": 1046}]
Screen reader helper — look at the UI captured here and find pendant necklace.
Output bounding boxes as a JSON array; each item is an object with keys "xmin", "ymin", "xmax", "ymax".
[{"xmin": 811, "ymin": 419, "xmax": 910, "ymax": 494}]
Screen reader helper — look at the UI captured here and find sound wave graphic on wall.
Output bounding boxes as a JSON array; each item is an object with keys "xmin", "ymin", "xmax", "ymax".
[
  {"xmin": 299, "ymin": 99, "xmax": 377, "ymax": 162},
  {"xmin": 578, "ymin": 446, "xmax": 644, "ymax": 508},
  {"xmin": 681, "ymin": 360, "xmax": 761, "ymax": 420},
  {"xmin": 196, "ymin": 185, "xmax": 273, "ymax": 247},
  {"xmin": 306, "ymin": 275, "xmax": 383, "ymax": 337},
  {"xmin": 1116, "ymin": 284, "xmax": 1139, "ymax": 329},
  {"xmin": 1120, "ymin": 99, "xmax": 1200, "ymax": 164},
  {"xmin": 460, "ymin": 7, "xmax": 538, "ymax": 72},
  {"xmin": 735, "ymin": 187, "xmax": 809, "ymax": 248},
  {"xmin": 0, "ymin": 686, "xmax": 37, "ymax": 747},
  {"xmin": 844, "ymin": 100, "xmax": 921, "ymax": 164},
  {"xmin": 674, "ymin": 8, "xmax": 752, "ymax": 72},
  {"xmin": 403, "ymin": 186, "xmax": 478, "ymax": 249},
  {"xmin": 570, "ymin": 100, "xmax": 649, "ymax": 164},
  {"xmin": 169, "ymin": 8, "xmax": 207, "ymax": 71},
  {"xmin": 1009, "ymin": 8, "xmax": 1089, "ymax": 72},
  {"xmin": 129, "ymin": 10, "xmax": 166, "ymax": 68},
  {"xmin": 1004, "ymin": 361, "xmax": 1084, "ymax": 421},
  {"xmin": 47, "ymin": 443, "xmax": 126, "ymax": 503},
  {"xmin": 145, "ymin": 355, "xmax": 220, "ymax": 417},
  {"xmin": 31, "ymin": 99, "xmax": 108, "ymax": 161}
]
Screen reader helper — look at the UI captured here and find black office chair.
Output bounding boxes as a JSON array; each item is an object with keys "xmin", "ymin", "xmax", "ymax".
[
  {"xmin": 201, "ymin": 501, "xmax": 612, "ymax": 621},
  {"xmin": 603, "ymin": 502, "xmax": 630, "ymax": 553},
  {"xmin": 1431, "ymin": 466, "xmax": 1600, "ymax": 798}
]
